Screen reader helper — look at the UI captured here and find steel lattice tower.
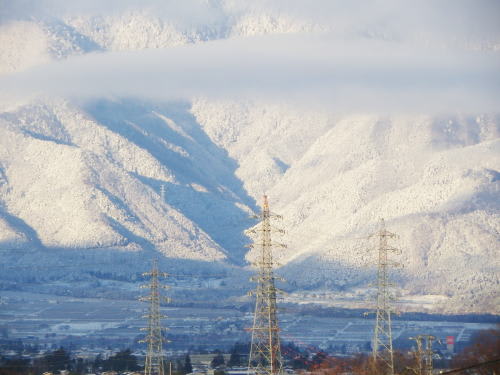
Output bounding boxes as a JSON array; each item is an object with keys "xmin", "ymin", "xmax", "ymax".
[
  {"xmin": 410, "ymin": 335, "xmax": 436, "ymax": 375},
  {"xmin": 370, "ymin": 219, "xmax": 400, "ymax": 375},
  {"xmin": 247, "ymin": 195, "xmax": 285, "ymax": 375},
  {"xmin": 140, "ymin": 259, "xmax": 170, "ymax": 375}
]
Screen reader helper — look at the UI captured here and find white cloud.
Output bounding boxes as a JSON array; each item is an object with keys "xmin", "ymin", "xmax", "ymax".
[
  {"xmin": 1, "ymin": 32, "xmax": 499, "ymax": 113},
  {"xmin": 0, "ymin": 0, "xmax": 499, "ymax": 113}
]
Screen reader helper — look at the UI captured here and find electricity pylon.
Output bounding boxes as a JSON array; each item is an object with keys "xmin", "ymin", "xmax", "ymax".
[
  {"xmin": 409, "ymin": 335, "xmax": 436, "ymax": 375},
  {"xmin": 369, "ymin": 219, "xmax": 400, "ymax": 375},
  {"xmin": 160, "ymin": 185, "xmax": 166, "ymax": 202},
  {"xmin": 247, "ymin": 195, "xmax": 286, "ymax": 375},
  {"xmin": 140, "ymin": 259, "xmax": 170, "ymax": 375}
]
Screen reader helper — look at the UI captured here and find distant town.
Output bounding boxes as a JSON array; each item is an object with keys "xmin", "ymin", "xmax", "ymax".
[{"xmin": 1, "ymin": 288, "xmax": 498, "ymax": 375}]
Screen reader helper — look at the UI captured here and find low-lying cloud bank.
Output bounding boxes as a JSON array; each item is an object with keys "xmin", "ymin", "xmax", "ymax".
[{"xmin": 1, "ymin": 33, "xmax": 498, "ymax": 113}]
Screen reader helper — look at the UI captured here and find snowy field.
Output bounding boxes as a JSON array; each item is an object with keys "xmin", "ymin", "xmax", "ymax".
[{"xmin": 0, "ymin": 291, "xmax": 496, "ymax": 354}]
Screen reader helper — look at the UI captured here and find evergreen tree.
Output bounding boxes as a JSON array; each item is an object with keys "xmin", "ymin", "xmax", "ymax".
[
  {"xmin": 103, "ymin": 349, "xmax": 140, "ymax": 372},
  {"xmin": 176, "ymin": 358, "xmax": 185, "ymax": 375},
  {"xmin": 228, "ymin": 346, "xmax": 241, "ymax": 367},
  {"xmin": 74, "ymin": 357, "xmax": 85, "ymax": 374},
  {"xmin": 0, "ymin": 357, "xmax": 32, "ymax": 375},
  {"xmin": 183, "ymin": 354, "xmax": 193, "ymax": 374},
  {"xmin": 45, "ymin": 347, "xmax": 71, "ymax": 373},
  {"xmin": 210, "ymin": 351, "xmax": 225, "ymax": 368},
  {"xmin": 93, "ymin": 353, "xmax": 103, "ymax": 372}
]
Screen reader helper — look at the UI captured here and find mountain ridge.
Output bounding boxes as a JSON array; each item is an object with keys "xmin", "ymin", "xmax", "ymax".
[{"xmin": 0, "ymin": 5, "xmax": 498, "ymax": 314}]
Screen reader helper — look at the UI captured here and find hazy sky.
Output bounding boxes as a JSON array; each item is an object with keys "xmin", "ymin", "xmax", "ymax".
[{"xmin": 1, "ymin": 0, "xmax": 499, "ymax": 113}]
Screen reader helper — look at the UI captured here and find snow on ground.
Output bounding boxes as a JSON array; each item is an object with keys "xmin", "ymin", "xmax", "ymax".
[
  {"xmin": 0, "ymin": 2, "xmax": 498, "ymax": 313},
  {"xmin": 192, "ymin": 102, "xmax": 500, "ymax": 313}
]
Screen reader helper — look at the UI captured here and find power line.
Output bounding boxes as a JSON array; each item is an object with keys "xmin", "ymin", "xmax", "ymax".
[
  {"xmin": 0, "ymin": 263, "xmax": 232, "ymax": 278},
  {"xmin": 438, "ymin": 358, "xmax": 500, "ymax": 374}
]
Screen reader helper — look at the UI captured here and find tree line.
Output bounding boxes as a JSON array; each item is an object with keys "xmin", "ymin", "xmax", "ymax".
[
  {"xmin": 291, "ymin": 328, "xmax": 499, "ymax": 375},
  {"xmin": 1, "ymin": 328, "xmax": 498, "ymax": 375}
]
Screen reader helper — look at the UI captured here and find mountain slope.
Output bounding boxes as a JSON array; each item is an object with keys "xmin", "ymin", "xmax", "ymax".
[
  {"xmin": 192, "ymin": 102, "xmax": 500, "ymax": 312},
  {"xmin": 0, "ymin": 98, "xmax": 255, "ymax": 263},
  {"xmin": 0, "ymin": 3, "xmax": 498, "ymax": 313}
]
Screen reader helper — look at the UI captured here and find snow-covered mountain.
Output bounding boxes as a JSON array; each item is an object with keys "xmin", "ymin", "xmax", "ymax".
[
  {"xmin": 0, "ymin": 2, "xmax": 498, "ymax": 313},
  {"xmin": 193, "ymin": 101, "xmax": 500, "ymax": 313}
]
